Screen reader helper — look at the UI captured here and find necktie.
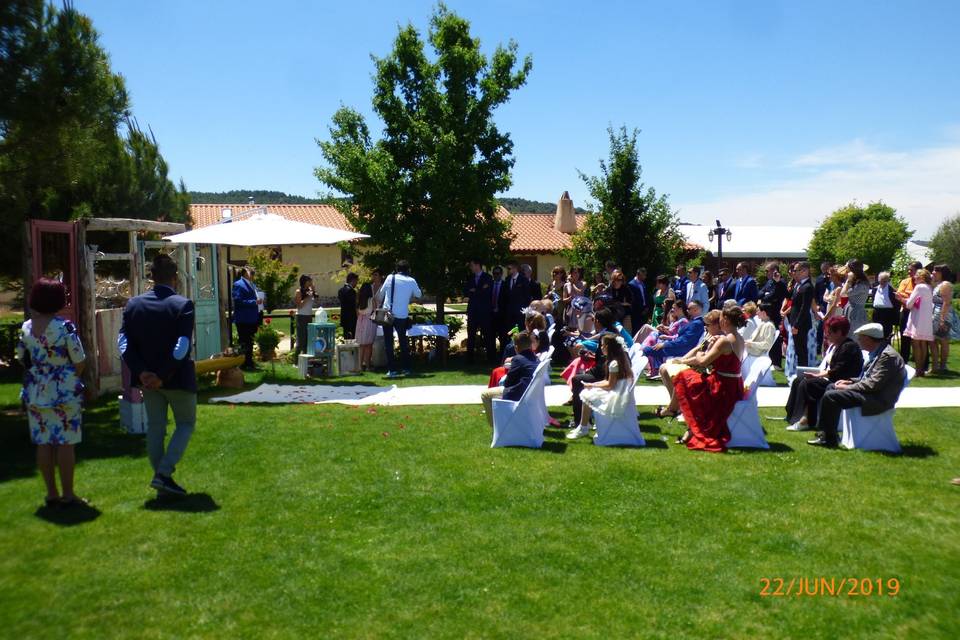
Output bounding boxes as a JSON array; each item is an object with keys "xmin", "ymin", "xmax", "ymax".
[{"xmin": 492, "ymin": 282, "xmax": 499, "ymax": 309}]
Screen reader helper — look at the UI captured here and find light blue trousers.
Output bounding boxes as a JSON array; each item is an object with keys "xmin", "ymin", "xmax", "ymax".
[{"xmin": 142, "ymin": 388, "xmax": 196, "ymax": 477}]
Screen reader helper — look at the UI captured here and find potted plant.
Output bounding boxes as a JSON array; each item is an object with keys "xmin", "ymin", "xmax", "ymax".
[{"xmin": 255, "ymin": 319, "xmax": 281, "ymax": 361}]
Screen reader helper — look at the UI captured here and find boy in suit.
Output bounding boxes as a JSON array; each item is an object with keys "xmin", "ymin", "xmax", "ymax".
[{"xmin": 479, "ymin": 331, "xmax": 539, "ymax": 427}]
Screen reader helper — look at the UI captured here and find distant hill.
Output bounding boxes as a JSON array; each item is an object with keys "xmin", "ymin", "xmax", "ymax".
[
  {"xmin": 187, "ymin": 190, "xmax": 337, "ymax": 205},
  {"xmin": 498, "ymin": 197, "xmax": 587, "ymax": 214},
  {"xmin": 188, "ymin": 190, "xmax": 586, "ymax": 213}
]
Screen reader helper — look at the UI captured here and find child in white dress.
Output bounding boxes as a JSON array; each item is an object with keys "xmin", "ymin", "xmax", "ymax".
[{"xmin": 567, "ymin": 334, "xmax": 634, "ymax": 439}]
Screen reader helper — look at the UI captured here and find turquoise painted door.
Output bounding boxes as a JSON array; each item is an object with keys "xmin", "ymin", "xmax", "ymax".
[{"xmin": 192, "ymin": 244, "xmax": 221, "ymax": 360}]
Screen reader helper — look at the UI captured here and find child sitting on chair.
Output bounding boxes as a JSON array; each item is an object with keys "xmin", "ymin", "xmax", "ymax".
[
  {"xmin": 480, "ymin": 332, "xmax": 538, "ymax": 428},
  {"xmin": 567, "ymin": 334, "xmax": 634, "ymax": 439}
]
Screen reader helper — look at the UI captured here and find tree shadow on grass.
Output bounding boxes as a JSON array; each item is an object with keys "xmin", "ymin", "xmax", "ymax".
[
  {"xmin": 0, "ymin": 402, "xmax": 145, "ymax": 484},
  {"xmin": 144, "ymin": 492, "xmax": 220, "ymax": 513},
  {"xmin": 34, "ymin": 502, "xmax": 102, "ymax": 526}
]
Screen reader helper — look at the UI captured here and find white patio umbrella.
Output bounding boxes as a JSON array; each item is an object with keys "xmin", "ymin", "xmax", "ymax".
[{"xmin": 163, "ymin": 212, "xmax": 367, "ymax": 245}]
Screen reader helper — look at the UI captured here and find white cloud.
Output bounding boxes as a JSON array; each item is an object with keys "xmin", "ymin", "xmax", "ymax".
[{"xmin": 676, "ymin": 140, "xmax": 960, "ymax": 239}]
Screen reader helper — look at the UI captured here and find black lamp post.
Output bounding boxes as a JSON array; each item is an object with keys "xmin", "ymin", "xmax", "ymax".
[{"xmin": 707, "ymin": 219, "xmax": 732, "ymax": 264}]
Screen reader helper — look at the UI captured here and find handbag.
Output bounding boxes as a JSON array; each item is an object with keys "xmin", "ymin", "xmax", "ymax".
[{"xmin": 372, "ymin": 274, "xmax": 396, "ymax": 326}]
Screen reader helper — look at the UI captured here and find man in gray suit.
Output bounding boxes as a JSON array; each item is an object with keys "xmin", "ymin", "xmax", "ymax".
[{"xmin": 808, "ymin": 322, "xmax": 906, "ymax": 447}]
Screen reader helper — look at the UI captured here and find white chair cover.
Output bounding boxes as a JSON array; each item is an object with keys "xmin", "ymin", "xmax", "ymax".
[
  {"xmin": 839, "ymin": 365, "xmax": 915, "ymax": 453},
  {"xmin": 593, "ymin": 386, "xmax": 646, "ymax": 447},
  {"xmin": 727, "ymin": 356, "xmax": 771, "ymax": 449},
  {"xmin": 757, "ymin": 330, "xmax": 780, "ymax": 387},
  {"xmin": 536, "ymin": 347, "xmax": 555, "ymax": 426},
  {"xmin": 491, "ymin": 358, "xmax": 552, "ymax": 448},
  {"xmin": 628, "ymin": 345, "xmax": 648, "ymax": 385}
]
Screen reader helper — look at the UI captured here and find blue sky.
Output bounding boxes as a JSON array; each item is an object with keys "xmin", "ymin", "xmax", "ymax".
[{"xmin": 78, "ymin": 0, "xmax": 959, "ymax": 237}]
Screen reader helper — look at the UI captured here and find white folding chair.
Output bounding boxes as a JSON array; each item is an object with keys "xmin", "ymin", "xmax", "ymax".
[
  {"xmin": 727, "ymin": 356, "xmax": 771, "ymax": 449},
  {"xmin": 593, "ymin": 386, "xmax": 646, "ymax": 447},
  {"xmin": 491, "ymin": 358, "xmax": 552, "ymax": 448},
  {"xmin": 839, "ymin": 365, "xmax": 914, "ymax": 453},
  {"xmin": 536, "ymin": 347, "xmax": 555, "ymax": 426},
  {"xmin": 757, "ymin": 330, "xmax": 780, "ymax": 386}
]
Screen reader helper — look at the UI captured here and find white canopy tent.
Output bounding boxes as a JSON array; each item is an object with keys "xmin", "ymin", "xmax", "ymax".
[
  {"xmin": 682, "ymin": 225, "xmax": 814, "ymax": 259},
  {"xmin": 163, "ymin": 212, "xmax": 368, "ymax": 246}
]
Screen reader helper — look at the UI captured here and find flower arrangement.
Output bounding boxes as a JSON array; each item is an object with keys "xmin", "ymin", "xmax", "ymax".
[{"xmin": 255, "ymin": 322, "xmax": 281, "ymax": 359}]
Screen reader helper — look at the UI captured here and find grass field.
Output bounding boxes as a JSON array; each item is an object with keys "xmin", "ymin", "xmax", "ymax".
[{"xmin": 1, "ymin": 350, "xmax": 959, "ymax": 638}]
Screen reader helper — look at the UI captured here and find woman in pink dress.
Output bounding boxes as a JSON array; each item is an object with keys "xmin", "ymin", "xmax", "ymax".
[
  {"xmin": 355, "ymin": 270, "xmax": 383, "ymax": 371},
  {"xmin": 904, "ymin": 268, "xmax": 934, "ymax": 376}
]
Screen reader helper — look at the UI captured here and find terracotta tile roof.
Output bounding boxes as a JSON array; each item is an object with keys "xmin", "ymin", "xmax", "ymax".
[
  {"xmin": 189, "ymin": 204, "xmax": 586, "ymax": 253},
  {"xmin": 506, "ymin": 212, "xmax": 587, "ymax": 253},
  {"xmin": 190, "ymin": 204, "xmax": 351, "ymax": 230}
]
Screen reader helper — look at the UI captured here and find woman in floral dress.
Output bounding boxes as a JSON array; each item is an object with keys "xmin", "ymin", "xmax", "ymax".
[{"xmin": 16, "ymin": 279, "xmax": 87, "ymax": 507}]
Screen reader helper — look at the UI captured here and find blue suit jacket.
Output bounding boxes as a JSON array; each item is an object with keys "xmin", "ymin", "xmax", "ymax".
[
  {"xmin": 646, "ymin": 316, "xmax": 705, "ymax": 359},
  {"xmin": 121, "ymin": 285, "xmax": 196, "ymax": 391},
  {"xmin": 735, "ymin": 276, "xmax": 759, "ymax": 305},
  {"xmin": 503, "ymin": 349, "xmax": 538, "ymax": 401},
  {"xmin": 233, "ymin": 277, "xmax": 259, "ymax": 325},
  {"xmin": 463, "ymin": 271, "xmax": 494, "ymax": 320}
]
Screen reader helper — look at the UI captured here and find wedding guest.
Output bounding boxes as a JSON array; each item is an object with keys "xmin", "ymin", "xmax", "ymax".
[
  {"xmin": 715, "ymin": 267, "xmax": 736, "ymax": 308},
  {"xmin": 16, "ymin": 279, "xmax": 87, "ymax": 507},
  {"xmin": 293, "ymin": 275, "xmax": 316, "ymax": 357},
  {"xmin": 759, "ymin": 262, "xmax": 788, "ymax": 366},
  {"xmin": 504, "ymin": 261, "xmax": 531, "ymax": 333},
  {"xmin": 903, "ymin": 268, "xmax": 934, "ymax": 376},
  {"xmin": 733, "ymin": 262, "xmax": 759, "ymax": 305},
  {"xmin": 381, "ymin": 259, "xmax": 422, "ymax": 378},
  {"xmin": 895, "ymin": 261, "xmax": 923, "ymax": 362},
  {"xmin": 931, "ymin": 265, "xmax": 958, "ymax": 372},
  {"xmin": 672, "ymin": 264, "xmax": 688, "ymax": 304},
  {"xmin": 479, "ymin": 331, "xmax": 538, "ymax": 428},
  {"xmin": 807, "ymin": 323, "xmax": 906, "ymax": 447},
  {"xmin": 569, "ymin": 308, "xmax": 631, "ymax": 427},
  {"xmin": 787, "ymin": 261, "xmax": 815, "ymax": 371},
  {"xmin": 563, "ymin": 266, "xmax": 589, "ymax": 328},
  {"xmin": 635, "ymin": 300, "xmax": 687, "ymax": 350},
  {"xmin": 814, "ymin": 261, "xmax": 832, "ymax": 354},
  {"xmin": 232, "ymin": 267, "xmax": 259, "ymax": 370},
  {"xmin": 744, "ymin": 302, "xmax": 777, "ymax": 357},
  {"xmin": 685, "ymin": 266, "xmax": 710, "ymax": 311},
  {"xmin": 337, "ymin": 272, "xmax": 359, "ymax": 340},
  {"xmin": 643, "ymin": 301, "xmax": 706, "ymax": 377},
  {"xmin": 120, "ymin": 254, "xmax": 197, "ymax": 496},
  {"xmin": 702, "ymin": 270, "xmax": 716, "ymax": 311},
  {"xmin": 784, "ymin": 316, "xmax": 863, "ymax": 431},
  {"xmin": 650, "ymin": 275, "xmax": 675, "ymax": 326},
  {"xmin": 355, "ymin": 270, "xmax": 383, "ymax": 371},
  {"xmin": 655, "ymin": 310, "xmax": 722, "ymax": 418},
  {"xmin": 566, "ymin": 334, "xmax": 634, "ymax": 440},
  {"xmin": 870, "ymin": 271, "xmax": 899, "ymax": 342},
  {"xmin": 627, "ymin": 267, "xmax": 651, "ymax": 331},
  {"xmin": 548, "ymin": 266, "xmax": 567, "ymax": 320},
  {"xmin": 739, "ymin": 301, "xmax": 760, "ymax": 341},
  {"xmin": 490, "ymin": 266, "xmax": 509, "ymax": 361},
  {"xmin": 521, "ymin": 263, "xmax": 542, "ymax": 301},
  {"xmin": 843, "ymin": 259, "xmax": 870, "ymax": 334},
  {"xmin": 668, "ymin": 306, "xmax": 748, "ymax": 452},
  {"xmin": 463, "ymin": 260, "xmax": 494, "ymax": 365},
  {"xmin": 608, "ymin": 269, "xmax": 634, "ymax": 330}
]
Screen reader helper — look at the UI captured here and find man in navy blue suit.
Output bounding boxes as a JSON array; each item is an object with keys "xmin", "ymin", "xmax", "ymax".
[
  {"xmin": 504, "ymin": 260, "xmax": 531, "ymax": 334},
  {"xmin": 232, "ymin": 267, "xmax": 260, "ymax": 369},
  {"xmin": 463, "ymin": 259, "xmax": 494, "ymax": 364},
  {"xmin": 672, "ymin": 264, "xmax": 688, "ymax": 304},
  {"xmin": 119, "ymin": 254, "xmax": 197, "ymax": 496},
  {"xmin": 715, "ymin": 267, "xmax": 736, "ymax": 309},
  {"xmin": 734, "ymin": 262, "xmax": 759, "ymax": 305},
  {"xmin": 627, "ymin": 267, "xmax": 651, "ymax": 331}
]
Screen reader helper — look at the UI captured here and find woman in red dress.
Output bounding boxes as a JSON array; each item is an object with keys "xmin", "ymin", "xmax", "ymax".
[{"xmin": 668, "ymin": 305, "xmax": 748, "ymax": 452}]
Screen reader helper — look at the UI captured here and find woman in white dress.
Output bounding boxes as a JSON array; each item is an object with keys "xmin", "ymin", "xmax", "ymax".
[
  {"xmin": 566, "ymin": 334, "xmax": 634, "ymax": 439},
  {"xmin": 293, "ymin": 275, "xmax": 316, "ymax": 357},
  {"xmin": 904, "ymin": 268, "xmax": 934, "ymax": 376}
]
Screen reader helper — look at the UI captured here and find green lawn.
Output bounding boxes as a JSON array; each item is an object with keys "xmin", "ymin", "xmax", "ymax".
[{"xmin": 1, "ymin": 356, "xmax": 959, "ymax": 638}]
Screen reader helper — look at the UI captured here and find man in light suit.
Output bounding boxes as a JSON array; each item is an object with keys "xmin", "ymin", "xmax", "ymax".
[{"xmin": 808, "ymin": 323, "xmax": 906, "ymax": 447}]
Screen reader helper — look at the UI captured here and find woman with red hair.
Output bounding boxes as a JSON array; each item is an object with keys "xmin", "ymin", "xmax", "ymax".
[{"xmin": 16, "ymin": 278, "xmax": 87, "ymax": 507}]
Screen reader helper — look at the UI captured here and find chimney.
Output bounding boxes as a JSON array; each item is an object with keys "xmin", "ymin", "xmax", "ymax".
[{"xmin": 554, "ymin": 191, "xmax": 577, "ymax": 234}]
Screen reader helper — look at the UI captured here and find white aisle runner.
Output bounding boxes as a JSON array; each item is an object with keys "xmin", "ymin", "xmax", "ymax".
[{"xmin": 210, "ymin": 383, "xmax": 960, "ymax": 409}]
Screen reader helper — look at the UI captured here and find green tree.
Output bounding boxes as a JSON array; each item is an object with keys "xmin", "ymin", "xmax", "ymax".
[
  {"xmin": 0, "ymin": 1, "xmax": 185, "ymax": 276},
  {"xmin": 316, "ymin": 4, "xmax": 531, "ymax": 319},
  {"xmin": 566, "ymin": 126, "xmax": 683, "ymax": 280},
  {"xmin": 807, "ymin": 201, "xmax": 911, "ymax": 271},
  {"xmin": 247, "ymin": 248, "xmax": 299, "ymax": 313},
  {"xmin": 928, "ymin": 213, "xmax": 960, "ymax": 270}
]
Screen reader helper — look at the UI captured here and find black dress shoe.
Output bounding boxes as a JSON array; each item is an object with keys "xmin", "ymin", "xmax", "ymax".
[{"xmin": 807, "ymin": 436, "xmax": 837, "ymax": 447}]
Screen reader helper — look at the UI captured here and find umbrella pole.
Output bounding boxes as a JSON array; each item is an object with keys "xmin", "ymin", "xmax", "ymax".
[{"xmin": 227, "ymin": 245, "xmax": 234, "ymax": 347}]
